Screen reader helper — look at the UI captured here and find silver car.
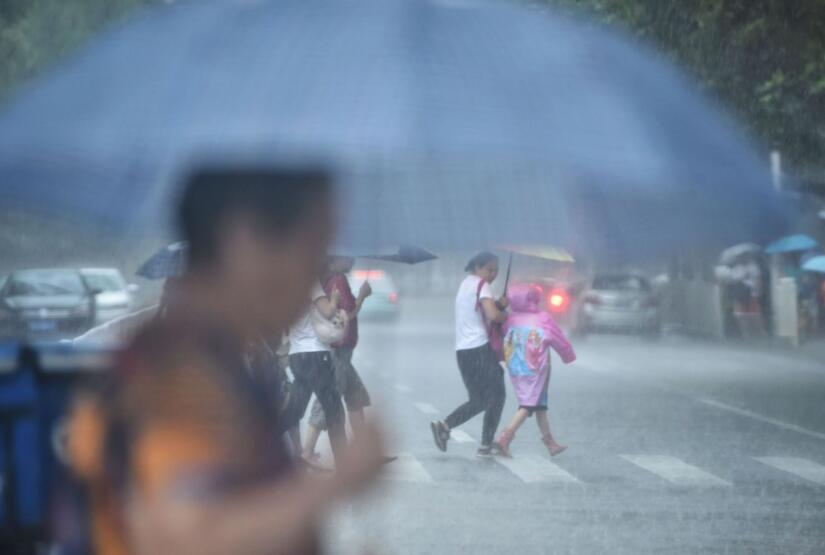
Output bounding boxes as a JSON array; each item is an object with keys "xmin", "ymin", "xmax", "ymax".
[
  {"xmin": 580, "ymin": 273, "xmax": 660, "ymax": 335},
  {"xmin": 80, "ymin": 268, "xmax": 138, "ymax": 325}
]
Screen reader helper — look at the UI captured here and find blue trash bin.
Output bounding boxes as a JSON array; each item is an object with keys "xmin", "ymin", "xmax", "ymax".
[{"xmin": 0, "ymin": 341, "xmax": 113, "ymax": 549}]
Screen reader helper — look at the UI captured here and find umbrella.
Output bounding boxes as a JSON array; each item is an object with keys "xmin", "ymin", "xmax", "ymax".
[
  {"xmin": 0, "ymin": 0, "xmax": 787, "ymax": 259},
  {"xmin": 497, "ymin": 245, "xmax": 575, "ymax": 293},
  {"xmin": 360, "ymin": 245, "xmax": 437, "ymax": 265},
  {"xmin": 719, "ymin": 243, "xmax": 761, "ymax": 266},
  {"xmin": 330, "ymin": 245, "xmax": 437, "ymax": 265},
  {"xmin": 765, "ymin": 234, "xmax": 819, "ymax": 254},
  {"xmin": 802, "ymin": 255, "xmax": 825, "ymax": 274},
  {"xmin": 136, "ymin": 242, "xmax": 187, "ymax": 280}
]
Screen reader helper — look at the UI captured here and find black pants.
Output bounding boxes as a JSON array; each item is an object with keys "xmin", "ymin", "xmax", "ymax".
[
  {"xmin": 282, "ymin": 351, "xmax": 346, "ymax": 462},
  {"xmin": 445, "ymin": 343, "xmax": 505, "ymax": 446}
]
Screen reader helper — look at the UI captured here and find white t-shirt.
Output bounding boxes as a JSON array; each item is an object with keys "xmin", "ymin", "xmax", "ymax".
[
  {"xmin": 455, "ymin": 275, "xmax": 493, "ymax": 351},
  {"xmin": 289, "ymin": 282, "xmax": 330, "ymax": 354}
]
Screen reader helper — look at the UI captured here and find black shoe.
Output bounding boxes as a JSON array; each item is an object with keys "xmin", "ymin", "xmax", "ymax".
[
  {"xmin": 382, "ymin": 455, "xmax": 399, "ymax": 464},
  {"xmin": 476, "ymin": 445, "xmax": 493, "ymax": 458},
  {"xmin": 430, "ymin": 421, "xmax": 449, "ymax": 452}
]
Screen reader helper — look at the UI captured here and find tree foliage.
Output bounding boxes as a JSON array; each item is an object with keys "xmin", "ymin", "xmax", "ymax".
[
  {"xmin": 536, "ymin": 0, "xmax": 825, "ymax": 184},
  {"xmin": 0, "ymin": 0, "xmax": 157, "ymax": 101},
  {"xmin": 0, "ymin": 0, "xmax": 822, "ymax": 184}
]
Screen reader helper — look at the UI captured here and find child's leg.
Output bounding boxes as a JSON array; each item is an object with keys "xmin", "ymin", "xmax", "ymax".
[
  {"xmin": 536, "ymin": 409, "xmax": 567, "ymax": 456},
  {"xmin": 505, "ymin": 407, "xmax": 531, "ymax": 435},
  {"xmin": 536, "ymin": 409, "xmax": 551, "ymax": 436}
]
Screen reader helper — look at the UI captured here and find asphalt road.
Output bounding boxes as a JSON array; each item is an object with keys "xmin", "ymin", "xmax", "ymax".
[{"xmin": 315, "ymin": 296, "xmax": 825, "ymax": 555}]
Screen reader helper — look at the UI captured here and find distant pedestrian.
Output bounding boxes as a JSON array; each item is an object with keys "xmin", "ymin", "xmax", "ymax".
[
  {"xmin": 493, "ymin": 284, "xmax": 576, "ymax": 458},
  {"xmin": 282, "ymin": 280, "xmax": 349, "ymax": 465},
  {"xmin": 431, "ymin": 251, "xmax": 508, "ymax": 457},
  {"xmin": 303, "ymin": 256, "xmax": 373, "ymax": 461}
]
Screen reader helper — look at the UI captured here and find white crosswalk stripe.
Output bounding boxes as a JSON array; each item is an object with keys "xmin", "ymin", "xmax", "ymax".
[
  {"xmin": 414, "ymin": 402, "xmax": 440, "ymax": 415},
  {"xmin": 494, "ymin": 455, "xmax": 580, "ymax": 483},
  {"xmin": 755, "ymin": 457, "xmax": 825, "ymax": 486},
  {"xmin": 383, "ymin": 453, "xmax": 434, "ymax": 483},
  {"xmin": 450, "ymin": 429, "xmax": 476, "ymax": 444},
  {"xmin": 620, "ymin": 455, "xmax": 731, "ymax": 487}
]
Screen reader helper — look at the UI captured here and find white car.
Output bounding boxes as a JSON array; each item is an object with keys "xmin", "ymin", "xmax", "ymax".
[{"xmin": 80, "ymin": 268, "xmax": 138, "ymax": 325}]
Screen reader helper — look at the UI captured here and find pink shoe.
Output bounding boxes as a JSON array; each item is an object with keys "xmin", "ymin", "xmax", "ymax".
[
  {"xmin": 542, "ymin": 433, "xmax": 567, "ymax": 457},
  {"xmin": 492, "ymin": 430, "xmax": 515, "ymax": 458}
]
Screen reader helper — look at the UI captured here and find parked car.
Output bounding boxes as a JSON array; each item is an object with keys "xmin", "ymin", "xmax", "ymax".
[
  {"xmin": 80, "ymin": 268, "xmax": 138, "ymax": 325},
  {"xmin": 579, "ymin": 273, "xmax": 661, "ymax": 336},
  {"xmin": 0, "ymin": 269, "xmax": 98, "ymax": 340},
  {"xmin": 348, "ymin": 269, "xmax": 400, "ymax": 321}
]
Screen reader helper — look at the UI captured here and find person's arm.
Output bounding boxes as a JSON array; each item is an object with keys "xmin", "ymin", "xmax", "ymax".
[
  {"xmin": 541, "ymin": 313, "xmax": 576, "ymax": 363},
  {"xmin": 128, "ymin": 423, "xmax": 385, "ymax": 555},
  {"xmin": 313, "ymin": 282, "xmax": 339, "ymax": 319},
  {"xmin": 480, "ymin": 297, "xmax": 507, "ymax": 324},
  {"xmin": 346, "ymin": 281, "xmax": 372, "ymax": 319}
]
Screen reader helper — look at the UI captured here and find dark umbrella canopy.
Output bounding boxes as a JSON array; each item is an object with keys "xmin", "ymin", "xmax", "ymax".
[
  {"xmin": 0, "ymin": 0, "xmax": 787, "ymax": 260},
  {"xmin": 359, "ymin": 245, "xmax": 438, "ymax": 265},
  {"xmin": 136, "ymin": 242, "xmax": 187, "ymax": 280}
]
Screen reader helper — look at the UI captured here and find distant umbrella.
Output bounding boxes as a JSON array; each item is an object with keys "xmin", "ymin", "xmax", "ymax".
[
  {"xmin": 136, "ymin": 242, "xmax": 187, "ymax": 280},
  {"xmin": 802, "ymin": 255, "xmax": 825, "ymax": 274},
  {"xmin": 719, "ymin": 243, "xmax": 761, "ymax": 266},
  {"xmin": 765, "ymin": 234, "xmax": 819, "ymax": 254},
  {"xmin": 497, "ymin": 245, "xmax": 575, "ymax": 293},
  {"xmin": 0, "ymin": 0, "xmax": 787, "ymax": 260},
  {"xmin": 331, "ymin": 245, "xmax": 437, "ymax": 265}
]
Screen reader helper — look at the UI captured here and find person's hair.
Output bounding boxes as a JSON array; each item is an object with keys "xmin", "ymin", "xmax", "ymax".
[
  {"xmin": 177, "ymin": 166, "xmax": 331, "ymax": 269},
  {"xmin": 464, "ymin": 251, "xmax": 499, "ymax": 273}
]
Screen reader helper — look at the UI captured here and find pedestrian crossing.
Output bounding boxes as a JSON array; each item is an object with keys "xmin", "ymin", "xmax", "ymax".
[
  {"xmin": 619, "ymin": 455, "xmax": 731, "ymax": 487},
  {"xmin": 377, "ymin": 447, "xmax": 825, "ymax": 490}
]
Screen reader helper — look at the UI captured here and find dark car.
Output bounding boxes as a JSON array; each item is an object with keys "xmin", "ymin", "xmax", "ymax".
[{"xmin": 0, "ymin": 269, "xmax": 98, "ymax": 341}]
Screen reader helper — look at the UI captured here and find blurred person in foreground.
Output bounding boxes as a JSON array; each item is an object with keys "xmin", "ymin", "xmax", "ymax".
[
  {"xmin": 302, "ymin": 256, "xmax": 373, "ymax": 462},
  {"xmin": 65, "ymin": 168, "xmax": 385, "ymax": 555},
  {"xmin": 492, "ymin": 284, "xmax": 576, "ymax": 458}
]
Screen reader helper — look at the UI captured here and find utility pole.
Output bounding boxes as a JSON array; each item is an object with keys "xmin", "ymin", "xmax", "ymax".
[{"xmin": 770, "ymin": 150, "xmax": 782, "ymax": 192}]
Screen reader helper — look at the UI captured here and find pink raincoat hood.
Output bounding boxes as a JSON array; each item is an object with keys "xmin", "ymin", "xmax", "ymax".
[{"xmin": 507, "ymin": 283, "xmax": 542, "ymax": 313}]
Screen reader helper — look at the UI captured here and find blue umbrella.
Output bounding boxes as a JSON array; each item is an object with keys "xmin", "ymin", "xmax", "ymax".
[
  {"xmin": 136, "ymin": 242, "xmax": 187, "ymax": 280},
  {"xmin": 765, "ymin": 234, "xmax": 819, "ymax": 254},
  {"xmin": 0, "ymin": 0, "xmax": 786, "ymax": 259},
  {"xmin": 802, "ymin": 255, "xmax": 825, "ymax": 274}
]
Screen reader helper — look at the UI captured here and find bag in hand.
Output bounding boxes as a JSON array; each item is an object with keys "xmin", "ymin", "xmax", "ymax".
[{"xmin": 311, "ymin": 307, "xmax": 349, "ymax": 346}]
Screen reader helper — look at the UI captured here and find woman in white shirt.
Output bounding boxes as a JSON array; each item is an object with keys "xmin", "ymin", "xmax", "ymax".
[
  {"xmin": 431, "ymin": 252, "xmax": 509, "ymax": 457},
  {"xmin": 281, "ymin": 281, "xmax": 348, "ymax": 465}
]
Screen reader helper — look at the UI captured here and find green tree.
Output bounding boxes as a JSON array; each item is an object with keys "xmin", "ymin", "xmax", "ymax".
[
  {"xmin": 535, "ymin": 0, "xmax": 825, "ymax": 189},
  {"xmin": 0, "ymin": 0, "xmax": 157, "ymax": 101}
]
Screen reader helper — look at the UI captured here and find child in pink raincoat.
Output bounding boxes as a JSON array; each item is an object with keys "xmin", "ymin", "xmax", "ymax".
[{"xmin": 494, "ymin": 283, "xmax": 576, "ymax": 457}]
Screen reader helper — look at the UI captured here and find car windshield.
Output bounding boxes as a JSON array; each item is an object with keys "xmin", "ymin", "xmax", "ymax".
[
  {"xmin": 593, "ymin": 275, "xmax": 651, "ymax": 292},
  {"xmin": 7, "ymin": 270, "xmax": 86, "ymax": 297},
  {"xmin": 82, "ymin": 272, "xmax": 125, "ymax": 293}
]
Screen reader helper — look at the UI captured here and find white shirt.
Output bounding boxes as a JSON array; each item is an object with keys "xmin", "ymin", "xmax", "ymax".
[
  {"xmin": 289, "ymin": 282, "xmax": 329, "ymax": 354},
  {"xmin": 455, "ymin": 275, "xmax": 493, "ymax": 351}
]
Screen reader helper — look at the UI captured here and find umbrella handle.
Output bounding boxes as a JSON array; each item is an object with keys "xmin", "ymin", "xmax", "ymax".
[{"xmin": 503, "ymin": 252, "xmax": 513, "ymax": 295}]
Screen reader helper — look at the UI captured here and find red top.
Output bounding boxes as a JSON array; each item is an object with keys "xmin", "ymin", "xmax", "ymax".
[{"xmin": 324, "ymin": 272, "xmax": 358, "ymax": 348}]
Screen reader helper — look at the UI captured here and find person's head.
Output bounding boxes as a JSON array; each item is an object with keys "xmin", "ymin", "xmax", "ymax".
[
  {"xmin": 328, "ymin": 255, "xmax": 356, "ymax": 274},
  {"xmin": 177, "ymin": 166, "xmax": 334, "ymax": 334},
  {"xmin": 464, "ymin": 251, "xmax": 499, "ymax": 283},
  {"xmin": 507, "ymin": 283, "xmax": 541, "ymax": 313}
]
